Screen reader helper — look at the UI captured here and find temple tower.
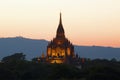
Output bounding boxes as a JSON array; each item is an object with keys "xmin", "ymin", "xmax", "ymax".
[{"xmin": 46, "ymin": 13, "xmax": 75, "ymax": 63}]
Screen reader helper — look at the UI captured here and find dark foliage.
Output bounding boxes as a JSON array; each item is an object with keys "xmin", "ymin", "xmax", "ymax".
[
  {"xmin": 0, "ymin": 53, "xmax": 120, "ymax": 80},
  {"xmin": 1, "ymin": 53, "xmax": 25, "ymax": 63}
]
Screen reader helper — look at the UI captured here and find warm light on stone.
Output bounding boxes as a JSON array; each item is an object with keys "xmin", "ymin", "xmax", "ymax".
[{"xmin": 46, "ymin": 13, "xmax": 76, "ymax": 64}]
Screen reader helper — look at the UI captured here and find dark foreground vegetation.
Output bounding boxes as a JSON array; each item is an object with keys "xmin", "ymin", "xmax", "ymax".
[{"xmin": 0, "ymin": 53, "xmax": 120, "ymax": 80}]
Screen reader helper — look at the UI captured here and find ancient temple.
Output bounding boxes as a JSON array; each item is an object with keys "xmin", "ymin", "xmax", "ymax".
[{"xmin": 46, "ymin": 13, "xmax": 77, "ymax": 64}]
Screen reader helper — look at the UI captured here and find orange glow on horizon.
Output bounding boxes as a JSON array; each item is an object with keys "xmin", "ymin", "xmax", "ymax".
[{"xmin": 0, "ymin": 0, "xmax": 120, "ymax": 47}]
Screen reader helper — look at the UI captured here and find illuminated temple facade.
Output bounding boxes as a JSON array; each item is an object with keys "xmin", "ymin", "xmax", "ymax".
[{"xmin": 46, "ymin": 13, "xmax": 78, "ymax": 64}]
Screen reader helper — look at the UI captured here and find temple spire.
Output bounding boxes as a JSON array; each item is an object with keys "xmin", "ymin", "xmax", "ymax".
[
  {"xmin": 56, "ymin": 12, "xmax": 65, "ymax": 38},
  {"xmin": 59, "ymin": 12, "xmax": 62, "ymax": 25}
]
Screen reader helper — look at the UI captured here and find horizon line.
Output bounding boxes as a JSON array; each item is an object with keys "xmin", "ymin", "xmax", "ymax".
[{"xmin": 0, "ymin": 36, "xmax": 120, "ymax": 48}]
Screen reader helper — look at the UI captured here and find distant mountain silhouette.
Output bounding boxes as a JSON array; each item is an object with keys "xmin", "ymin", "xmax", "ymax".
[{"xmin": 0, "ymin": 37, "xmax": 120, "ymax": 60}]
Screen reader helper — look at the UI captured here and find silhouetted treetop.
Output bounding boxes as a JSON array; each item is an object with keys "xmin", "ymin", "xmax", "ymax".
[{"xmin": 2, "ymin": 53, "xmax": 26, "ymax": 63}]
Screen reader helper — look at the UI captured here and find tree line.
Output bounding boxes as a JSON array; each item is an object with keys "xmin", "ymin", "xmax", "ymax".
[{"xmin": 0, "ymin": 53, "xmax": 120, "ymax": 80}]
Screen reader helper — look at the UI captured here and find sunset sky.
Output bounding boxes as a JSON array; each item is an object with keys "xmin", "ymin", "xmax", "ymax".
[{"xmin": 0, "ymin": 0, "xmax": 120, "ymax": 47}]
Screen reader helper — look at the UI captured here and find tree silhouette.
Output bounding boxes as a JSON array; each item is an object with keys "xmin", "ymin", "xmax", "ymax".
[{"xmin": 2, "ymin": 53, "xmax": 26, "ymax": 63}]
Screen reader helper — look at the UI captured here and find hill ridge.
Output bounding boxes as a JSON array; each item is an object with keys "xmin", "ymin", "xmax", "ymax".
[{"xmin": 0, "ymin": 37, "xmax": 120, "ymax": 60}]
